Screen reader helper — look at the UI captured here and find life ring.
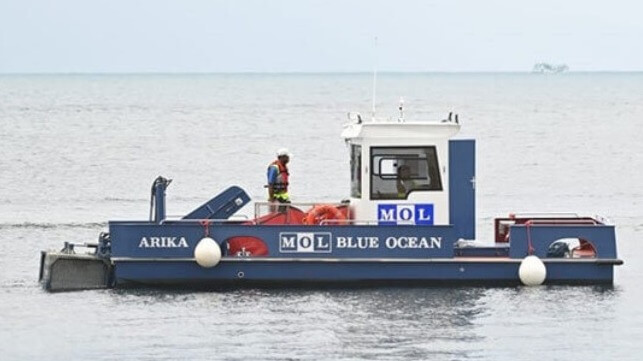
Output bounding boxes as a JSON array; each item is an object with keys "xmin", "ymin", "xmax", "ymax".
[{"xmin": 304, "ymin": 204, "xmax": 347, "ymax": 225}]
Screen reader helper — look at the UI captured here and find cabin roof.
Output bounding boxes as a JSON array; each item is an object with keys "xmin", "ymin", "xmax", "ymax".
[{"xmin": 341, "ymin": 120, "xmax": 461, "ymax": 141}]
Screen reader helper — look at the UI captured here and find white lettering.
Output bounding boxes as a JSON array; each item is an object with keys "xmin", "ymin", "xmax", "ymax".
[
  {"xmin": 279, "ymin": 232, "xmax": 332, "ymax": 253},
  {"xmin": 281, "ymin": 236, "xmax": 296, "ymax": 249},
  {"xmin": 316, "ymin": 235, "xmax": 329, "ymax": 249},
  {"xmin": 138, "ymin": 237, "xmax": 150, "ymax": 248},
  {"xmin": 177, "ymin": 237, "xmax": 188, "ymax": 247},
  {"xmin": 385, "ymin": 237, "xmax": 396, "ymax": 249},
  {"xmin": 346, "ymin": 237, "xmax": 357, "ymax": 248},
  {"xmin": 384, "ymin": 236, "xmax": 442, "ymax": 249},
  {"xmin": 430, "ymin": 237, "xmax": 442, "ymax": 248},
  {"xmin": 408, "ymin": 237, "xmax": 418, "ymax": 248},
  {"xmin": 419, "ymin": 237, "xmax": 429, "ymax": 248},
  {"xmin": 279, "ymin": 235, "xmax": 440, "ymax": 252},
  {"xmin": 150, "ymin": 237, "xmax": 161, "ymax": 248},
  {"xmin": 138, "ymin": 236, "xmax": 189, "ymax": 248},
  {"xmin": 417, "ymin": 209, "xmax": 432, "ymax": 221},
  {"xmin": 398, "ymin": 237, "xmax": 408, "ymax": 248},
  {"xmin": 336, "ymin": 236, "xmax": 348, "ymax": 248},
  {"xmin": 335, "ymin": 236, "xmax": 380, "ymax": 249},
  {"xmin": 379, "ymin": 208, "xmax": 395, "ymax": 221},
  {"xmin": 162, "ymin": 237, "xmax": 175, "ymax": 247},
  {"xmin": 369, "ymin": 237, "xmax": 380, "ymax": 248}
]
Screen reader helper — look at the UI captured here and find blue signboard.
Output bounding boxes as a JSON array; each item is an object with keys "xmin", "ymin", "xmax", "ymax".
[
  {"xmin": 377, "ymin": 204, "xmax": 434, "ymax": 225},
  {"xmin": 279, "ymin": 232, "xmax": 332, "ymax": 253}
]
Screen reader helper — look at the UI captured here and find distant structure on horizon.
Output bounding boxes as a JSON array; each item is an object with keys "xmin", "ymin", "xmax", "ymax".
[{"xmin": 532, "ymin": 62, "xmax": 569, "ymax": 73}]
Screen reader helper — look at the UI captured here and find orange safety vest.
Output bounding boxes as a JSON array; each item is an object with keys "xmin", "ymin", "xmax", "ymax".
[{"xmin": 269, "ymin": 160, "xmax": 289, "ymax": 193}]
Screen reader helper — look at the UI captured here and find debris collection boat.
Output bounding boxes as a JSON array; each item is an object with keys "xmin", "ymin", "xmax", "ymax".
[{"xmin": 39, "ymin": 108, "xmax": 623, "ymax": 291}]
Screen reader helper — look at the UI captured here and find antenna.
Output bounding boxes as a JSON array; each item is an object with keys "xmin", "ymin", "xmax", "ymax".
[{"xmin": 371, "ymin": 36, "xmax": 378, "ymax": 121}]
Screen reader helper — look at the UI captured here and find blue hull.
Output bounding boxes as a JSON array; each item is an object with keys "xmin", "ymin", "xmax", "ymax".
[
  {"xmin": 105, "ymin": 218, "xmax": 621, "ymax": 287},
  {"xmin": 113, "ymin": 258, "xmax": 616, "ymax": 287}
]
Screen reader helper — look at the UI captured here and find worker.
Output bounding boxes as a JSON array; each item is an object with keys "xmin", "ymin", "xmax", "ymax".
[
  {"xmin": 267, "ymin": 148, "xmax": 291, "ymax": 208},
  {"xmin": 396, "ymin": 164, "xmax": 415, "ymax": 199}
]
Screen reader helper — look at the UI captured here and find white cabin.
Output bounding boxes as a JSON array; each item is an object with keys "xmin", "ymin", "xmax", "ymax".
[{"xmin": 341, "ymin": 116, "xmax": 466, "ymax": 227}]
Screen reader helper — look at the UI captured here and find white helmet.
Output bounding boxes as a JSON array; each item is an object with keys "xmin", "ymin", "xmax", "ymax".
[{"xmin": 276, "ymin": 148, "xmax": 291, "ymax": 157}]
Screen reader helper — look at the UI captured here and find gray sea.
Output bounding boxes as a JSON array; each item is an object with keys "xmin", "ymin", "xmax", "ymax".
[{"xmin": 1, "ymin": 73, "xmax": 642, "ymax": 360}]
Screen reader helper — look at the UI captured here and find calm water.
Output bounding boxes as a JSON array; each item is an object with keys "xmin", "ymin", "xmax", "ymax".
[{"xmin": 1, "ymin": 73, "xmax": 642, "ymax": 360}]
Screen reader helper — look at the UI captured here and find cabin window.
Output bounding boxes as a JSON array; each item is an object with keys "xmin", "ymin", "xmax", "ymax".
[
  {"xmin": 370, "ymin": 146, "xmax": 442, "ymax": 200},
  {"xmin": 350, "ymin": 145, "xmax": 362, "ymax": 198}
]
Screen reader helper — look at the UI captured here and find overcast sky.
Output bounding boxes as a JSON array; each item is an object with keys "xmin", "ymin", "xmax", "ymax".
[{"xmin": 1, "ymin": 0, "xmax": 641, "ymax": 73}]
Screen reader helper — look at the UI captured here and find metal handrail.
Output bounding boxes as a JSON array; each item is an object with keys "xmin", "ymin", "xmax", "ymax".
[
  {"xmin": 254, "ymin": 201, "xmax": 351, "ymax": 222},
  {"xmin": 523, "ymin": 219, "xmax": 599, "ymax": 226},
  {"xmin": 508, "ymin": 212, "xmax": 580, "ymax": 218},
  {"xmin": 319, "ymin": 219, "xmax": 379, "ymax": 226},
  {"xmin": 164, "ymin": 214, "xmax": 249, "ymax": 220},
  {"xmin": 160, "ymin": 218, "xmax": 255, "ymax": 225}
]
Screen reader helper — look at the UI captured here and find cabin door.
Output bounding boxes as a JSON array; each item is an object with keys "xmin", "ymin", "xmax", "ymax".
[{"xmin": 449, "ymin": 140, "xmax": 476, "ymax": 239}]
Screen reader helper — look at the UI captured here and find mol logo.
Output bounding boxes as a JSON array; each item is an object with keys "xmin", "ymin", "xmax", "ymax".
[
  {"xmin": 279, "ymin": 232, "xmax": 332, "ymax": 253},
  {"xmin": 377, "ymin": 204, "xmax": 434, "ymax": 225}
]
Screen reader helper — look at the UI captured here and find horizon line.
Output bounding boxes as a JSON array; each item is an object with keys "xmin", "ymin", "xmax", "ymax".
[{"xmin": 1, "ymin": 70, "xmax": 642, "ymax": 76}]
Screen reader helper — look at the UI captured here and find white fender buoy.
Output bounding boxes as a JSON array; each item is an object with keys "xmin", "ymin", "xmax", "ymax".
[
  {"xmin": 518, "ymin": 255, "xmax": 547, "ymax": 286},
  {"xmin": 194, "ymin": 237, "xmax": 222, "ymax": 268}
]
